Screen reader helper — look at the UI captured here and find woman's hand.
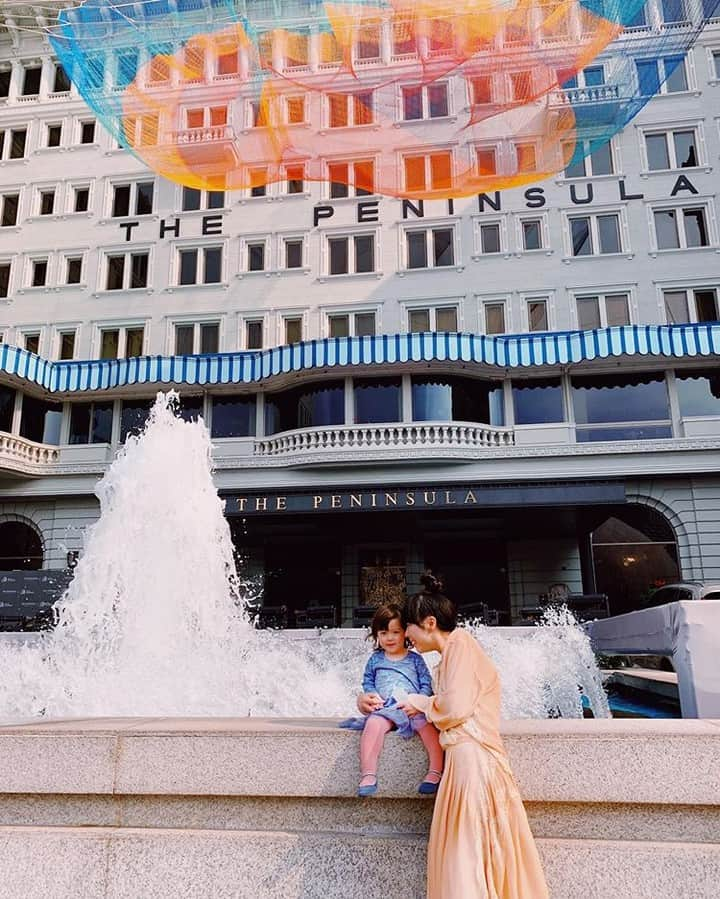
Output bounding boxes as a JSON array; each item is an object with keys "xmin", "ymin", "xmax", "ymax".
[
  {"xmin": 357, "ymin": 692, "xmax": 384, "ymax": 714},
  {"xmin": 397, "ymin": 698, "xmax": 422, "ymax": 717}
]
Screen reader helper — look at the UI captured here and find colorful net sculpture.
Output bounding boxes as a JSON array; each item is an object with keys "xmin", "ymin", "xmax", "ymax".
[{"xmin": 50, "ymin": 0, "xmax": 720, "ymax": 198}]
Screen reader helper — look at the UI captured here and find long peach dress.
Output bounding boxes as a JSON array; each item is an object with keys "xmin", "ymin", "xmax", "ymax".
[{"xmin": 408, "ymin": 628, "xmax": 549, "ymax": 899}]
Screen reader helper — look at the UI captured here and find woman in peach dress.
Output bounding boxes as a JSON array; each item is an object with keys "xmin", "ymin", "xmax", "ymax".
[{"xmin": 398, "ymin": 575, "xmax": 549, "ymax": 899}]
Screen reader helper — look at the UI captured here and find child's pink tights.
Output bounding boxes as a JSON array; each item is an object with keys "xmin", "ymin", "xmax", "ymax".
[{"xmin": 359, "ymin": 716, "xmax": 444, "ymax": 786}]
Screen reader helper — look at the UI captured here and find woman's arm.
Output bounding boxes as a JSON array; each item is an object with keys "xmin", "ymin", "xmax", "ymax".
[{"xmin": 404, "ymin": 635, "xmax": 481, "ymax": 730}]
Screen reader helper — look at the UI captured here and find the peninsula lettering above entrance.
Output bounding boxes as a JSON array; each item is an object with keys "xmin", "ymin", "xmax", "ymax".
[{"xmin": 117, "ymin": 177, "xmax": 700, "ymax": 240}]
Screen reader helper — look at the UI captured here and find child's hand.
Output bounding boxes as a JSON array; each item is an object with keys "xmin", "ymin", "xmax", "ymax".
[
  {"xmin": 357, "ymin": 692, "xmax": 384, "ymax": 714},
  {"xmin": 397, "ymin": 699, "xmax": 421, "ymax": 717}
]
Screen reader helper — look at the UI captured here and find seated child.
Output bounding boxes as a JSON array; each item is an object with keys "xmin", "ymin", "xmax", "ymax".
[{"xmin": 341, "ymin": 602, "xmax": 443, "ymax": 797}]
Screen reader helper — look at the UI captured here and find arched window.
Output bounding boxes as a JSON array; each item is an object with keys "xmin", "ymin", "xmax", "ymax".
[
  {"xmin": 591, "ymin": 505, "xmax": 679, "ymax": 616},
  {"xmin": 0, "ymin": 521, "xmax": 43, "ymax": 570}
]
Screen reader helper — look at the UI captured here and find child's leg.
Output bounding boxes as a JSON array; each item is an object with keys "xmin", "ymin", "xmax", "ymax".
[
  {"xmin": 417, "ymin": 723, "xmax": 444, "ymax": 783},
  {"xmin": 359, "ymin": 715, "xmax": 393, "ymax": 785}
]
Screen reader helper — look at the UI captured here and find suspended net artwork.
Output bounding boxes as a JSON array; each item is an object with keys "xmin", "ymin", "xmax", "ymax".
[{"xmin": 49, "ymin": 0, "xmax": 720, "ymax": 198}]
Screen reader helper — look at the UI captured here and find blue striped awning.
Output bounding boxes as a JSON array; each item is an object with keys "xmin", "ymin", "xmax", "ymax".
[{"xmin": 1, "ymin": 324, "xmax": 719, "ymax": 394}]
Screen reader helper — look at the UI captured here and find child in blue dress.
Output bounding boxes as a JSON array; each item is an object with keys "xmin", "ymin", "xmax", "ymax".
[{"xmin": 342, "ymin": 603, "xmax": 444, "ymax": 797}]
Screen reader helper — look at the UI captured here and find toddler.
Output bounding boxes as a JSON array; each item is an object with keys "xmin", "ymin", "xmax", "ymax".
[{"xmin": 341, "ymin": 603, "xmax": 443, "ymax": 797}]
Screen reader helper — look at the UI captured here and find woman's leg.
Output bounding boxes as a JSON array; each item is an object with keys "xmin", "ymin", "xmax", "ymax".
[
  {"xmin": 359, "ymin": 715, "xmax": 393, "ymax": 786},
  {"xmin": 417, "ymin": 723, "xmax": 444, "ymax": 783}
]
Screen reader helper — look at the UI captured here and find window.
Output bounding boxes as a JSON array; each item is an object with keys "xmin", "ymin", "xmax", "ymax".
[
  {"xmin": 31, "ymin": 260, "xmax": 48, "ymax": 287},
  {"xmin": 112, "ymin": 181, "xmax": 154, "ymax": 217},
  {"xmin": 217, "ymin": 50, "xmax": 239, "ymax": 76},
  {"xmin": 478, "ymin": 222, "xmax": 502, "ymax": 254},
  {"xmin": 645, "ymin": 129, "xmax": 698, "ymax": 170},
  {"xmin": 0, "ymin": 129, "xmax": 26, "ymax": 160},
  {"xmin": 521, "ymin": 218, "xmax": 543, "ymax": 251},
  {"xmin": 100, "ymin": 326, "xmax": 144, "ymax": 359},
  {"xmin": 355, "ymin": 23, "xmax": 380, "ymax": 60},
  {"xmin": 283, "ymin": 238, "xmax": 304, "ymax": 269},
  {"xmin": 572, "ymin": 372, "xmax": 671, "ymax": 441},
  {"xmin": 470, "ymin": 76, "xmax": 493, "ymax": 105},
  {"xmin": 527, "ymin": 298, "xmax": 549, "ymax": 331},
  {"xmin": 664, "ymin": 288, "xmax": 719, "ymax": 323},
  {"xmin": 181, "ymin": 187, "xmax": 225, "ymax": 210},
  {"xmin": 676, "ymin": 369, "xmax": 720, "ymax": 417},
  {"xmin": 0, "ymin": 262, "xmax": 11, "ymax": 299},
  {"xmin": 327, "ymin": 91, "xmax": 373, "ymax": 127},
  {"xmin": 73, "ymin": 186, "xmax": 89, "ymax": 213},
  {"xmin": 24, "ymin": 332, "xmax": 40, "ymax": 354},
  {"xmin": 105, "ymin": 251, "xmax": 149, "ymax": 290},
  {"xmin": 569, "ymin": 213, "xmax": 622, "ymax": 256},
  {"xmin": 174, "ymin": 321, "xmax": 219, "ymax": 355},
  {"xmin": 401, "ymin": 82, "xmax": 449, "ymax": 120},
  {"xmin": 148, "ymin": 54, "xmax": 170, "ymax": 85},
  {"xmin": 20, "ymin": 395, "xmax": 62, "ymax": 444},
  {"xmin": 69, "ymin": 401, "xmax": 114, "ymax": 444},
  {"xmin": 653, "ymin": 206, "xmax": 710, "ymax": 250},
  {"xmin": 39, "ymin": 190, "xmax": 55, "ymax": 216},
  {"xmin": 513, "ymin": 378, "xmax": 564, "ymax": 424},
  {"xmin": 327, "ymin": 234, "xmax": 375, "ymax": 274},
  {"xmin": 285, "ymin": 165, "xmax": 304, "ymax": 194},
  {"xmin": 59, "ymin": 331, "xmax": 76, "ymax": 360},
  {"xmin": 636, "ymin": 57, "xmax": 688, "ymax": 95},
  {"xmin": 713, "ymin": 50, "xmax": 720, "ymax": 80},
  {"xmin": 328, "ymin": 311, "xmax": 376, "ymax": 337},
  {"xmin": 66, "ymin": 257, "xmax": 83, "ymax": 284},
  {"xmin": 245, "ymin": 319, "xmax": 263, "ymax": 349},
  {"xmin": 483, "ymin": 302, "xmax": 506, "ymax": 335},
  {"xmin": 211, "ymin": 395, "xmax": 256, "ymax": 438},
  {"xmin": 661, "ymin": 0, "xmax": 687, "ymax": 23},
  {"xmin": 53, "ymin": 64, "xmax": 71, "ymax": 93},
  {"xmin": 476, "ymin": 147, "xmax": 497, "ymax": 175},
  {"xmin": 247, "ymin": 241, "xmax": 266, "ymax": 272},
  {"xmin": 22, "ymin": 66, "xmax": 41, "ymax": 97},
  {"xmin": 285, "ymin": 95, "xmax": 306, "ymax": 124},
  {"xmin": 47, "ymin": 125, "xmax": 62, "ymax": 148},
  {"xmin": 564, "ymin": 140, "xmax": 614, "ymax": 177},
  {"xmin": 178, "ymin": 246, "xmax": 222, "ymax": 284},
  {"xmin": 576, "ymin": 293, "xmax": 631, "ymax": 329},
  {"xmin": 284, "ymin": 317, "xmax": 303, "ymax": 344},
  {"xmin": 515, "ymin": 142, "xmax": 537, "ymax": 173},
  {"xmin": 0, "ymin": 70, "xmax": 9, "ymax": 98},
  {"xmin": 404, "ymin": 151, "xmax": 452, "ymax": 192},
  {"xmin": 408, "ymin": 306, "xmax": 458, "ymax": 332},
  {"xmin": 328, "ymin": 160, "xmax": 375, "ymax": 197},
  {"xmin": 80, "ymin": 121, "xmax": 96, "ymax": 144},
  {"xmin": 120, "ymin": 399, "xmax": 152, "ymax": 442},
  {"xmin": 249, "ymin": 168, "xmax": 267, "ymax": 197},
  {"xmin": 1, "ymin": 194, "xmax": 18, "ymax": 227},
  {"xmin": 355, "ymin": 377, "xmax": 402, "ymax": 424},
  {"xmin": 412, "ymin": 376, "xmax": 504, "ymax": 424},
  {"xmin": 405, "ymin": 227, "xmax": 455, "ymax": 268}
]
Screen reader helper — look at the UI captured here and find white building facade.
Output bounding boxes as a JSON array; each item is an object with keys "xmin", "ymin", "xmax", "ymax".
[{"xmin": 1, "ymin": 1, "xmax": 720, "ymax": 627}]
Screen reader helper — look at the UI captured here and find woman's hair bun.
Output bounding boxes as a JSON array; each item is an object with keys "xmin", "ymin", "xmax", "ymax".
[{"xmin": 420, "ymin": 570, "xmax": 444, "ymax": 594}]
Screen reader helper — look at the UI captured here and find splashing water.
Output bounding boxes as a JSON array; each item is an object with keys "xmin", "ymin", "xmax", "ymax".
[{"xmin": 0, "ymin": 394, "xmax": 609, "ymax": 722}]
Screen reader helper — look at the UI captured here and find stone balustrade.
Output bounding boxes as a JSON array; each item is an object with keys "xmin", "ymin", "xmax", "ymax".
[
  {"xmin": 254, "ymin": 421, "xmax": 515, "ymax": 457},
  {"xmin": 0, "ymin": 433, "xmax": 59, "ymax": 475},
  {"xmin": 550, "ymin": 83, "xmax": 621, "ymax": 106}
]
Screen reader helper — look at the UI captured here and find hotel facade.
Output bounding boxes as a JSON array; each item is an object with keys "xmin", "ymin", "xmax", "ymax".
[{"xmin": 1, "ymin": 0, "xmax": 720, "ymax": 627}]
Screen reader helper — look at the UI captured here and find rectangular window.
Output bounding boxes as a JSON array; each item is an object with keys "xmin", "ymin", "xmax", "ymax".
[
  {"xmin": 516, "ymin": 143, "xmax": 536, "ymax": 173},
  {"xmin": 112, "ymin": 182, "xmax": 154, "ymax": 217},
  {"xmin": 404, "ymin": 151, "xmax": 452, "ymax": 192},
  {"xmin": 572, "ymin": 372, "xmax": 671, "ymax": 441},
  {"xmin": 66, "ymin": 257, "xmax": 83, "ymax": 284},
  {"xmin": 80, "ymin": 121, "xmax": 96, "ymax": 144},
  {"xmin": 174, "ymin": 322, "xmax": 220, "ymax": 354},
  {"xmin": 59, "ymin": 331, "xmax": 76, "ymax": 360},
  {"xmin": 409, "ymin": 306, "xmax": 458, "ymax": 332},
  {"xmin": 125, "ymin": 328, "xmax": 144, "ymax": 357},
  {"xmin": 1, "ymin": 194, "xmax": 18, "ymax": 227},
  {"xmin": 527, "ymin": 299, "xmax": 548, "ymax": 331},
  {"xmin": 328, "ymin": 91, "xmax": 373, "ymax": 127},
  {"xmin": 476, "ymin": 147, "xmax": 497, "ymax": 175},
  {"xmin": 105, "ymin": 251, "xmax": 149, "ymax": 290},
  {"xmin": 53, "ymin": 65, "xmax": 71, "ymax": 93},
  {"xmin": 471, "ymin": 76, "xmax": 493, "ymax": 104},
  {"xmin": 522, "ymin": 219, "xmax": 542, "ymax": 250},
  {"xmin": 479, "ymin": 222, "xmax": 501, "ymax": 254},
  {"xmin": 569, "ymin": 213, "xmax": 622, "ymax": 256},
  {"xmin": 178, "ymin": 247, "xmax": 222, "ymax": 284},
  {"xmin": 284, "ymin": 238, "xmax": 303, "ymax": 269},
  {"xmin": 0, "ymin": 71, "xmax": 9, "ymax": 98},
  {"xmin": 664, "ymin": 288, "xmax": 718, "ymax": 324},
  {"xmin": 32, "ymin": 260, "xmax": 48, "ymax": 287},
  {"xmin": 327, "ymin": 159, "xmax": 374, "ymax": 197},
  {"xmin": 24, "ymin": 333, "xmax": 40, "ymax": 353},
  {"xmin": 47, "ymin": 125, "xmax": 62, "ymax": 147},
  {"xmin": 328, "ymin": 235, "xmax": 375, "ymax": 274},
  {"xmin": 355, "ymin": 23, "xmax": 380, "ymax": 60},
  {"xmin": 74, "ymin": 187, "xmax": 89, "ymax": 213},
  {"xmin": 286, "ymin": 165, "xmax": 304, "ymax": 194},
  {"xmin": 654, "ymin": 206, "xmax": 709, "ymax": 249},
  {"xmin": 577, "ymin": 293, "xmax": 630, "ymax": 329},
  {"xmin": 284, "ymin": 317, "xmax": 303, "ymax": 344},
  {"xmin": 248, "ymin": 242, "xmax": 265, "ymax": 271},
  {"xmin": 402, "ymin": 83, "xmax": 449, "ymax": 120},
  {"xmin": 406, "ymin": 228, "xmax": 455, "ymax": 269},
  {"xmin": 10, "ymin": 129, "xmax": 26, "ymax": 159},
  {"xmin": 484, "ymin": 303, "xmax": 506, "ymax": 335},
  {"xmin": 22, "ymin": 66, "xmax": 41, "ymax": 96},
  {"xmin": 329, "ymin": 311, "xmax": 376, "ymax": 337},
  {"xmin": 40, "ymin": 190, "xmax": 55, "ymax": 216},
  {"xmin": 246, "ymin": 319, "xmax": 263, "ymax": 349},
  {"xmin": 0, "ymin": 262, "xmax": 10, "ymax": 299},
  {"xmin": 69, "ymin": 401, "xmax": 114, "ymax": 444},
  {"xmin": 250, "ymin": 168, "xmax": 267, "ymax": 197},
  {"xmin": 645, "ymin": 129, "xmax": 697, "ymax": 170}
]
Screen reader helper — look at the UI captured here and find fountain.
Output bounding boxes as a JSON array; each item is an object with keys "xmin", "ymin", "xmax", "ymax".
[{"xmin": 0, "ymin": 392, "xmax": 609, "ymax": 722}]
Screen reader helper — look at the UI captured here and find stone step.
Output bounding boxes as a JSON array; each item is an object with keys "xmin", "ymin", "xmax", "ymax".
[{"xmin": 0, "ymin": 826, "xmax": 719, "ymax": 899}]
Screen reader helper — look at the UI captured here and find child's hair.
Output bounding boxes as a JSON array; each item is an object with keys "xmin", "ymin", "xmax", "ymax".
[
  {"xmin": 369, "ymin": 603, "xmax": 406, "ymax": 649},
  {"xmin": 403, "ymin": 571, "xmax": 458, "ymax": 632}
]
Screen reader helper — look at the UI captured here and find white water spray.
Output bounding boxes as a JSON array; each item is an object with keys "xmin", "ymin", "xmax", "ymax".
[{"xmin": 0, "ymin": 393, "xmax": 609, "ymax": 721}]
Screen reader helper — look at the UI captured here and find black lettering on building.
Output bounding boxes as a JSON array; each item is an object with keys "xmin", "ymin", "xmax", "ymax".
[
  {"xmin": 313, "ymin": 205, "xmax": 335, "ymax": 226},
  {"xmin": 478, "ymin": 192, "xmax": 501, "ymax": 212},
  {"xmin": 202, "ymin": 214, "xmax": 223, "ymax": 236},
  {"xmin": 159, "ymin": 217, "xmax": 181, "ymax": 238},
  {"xmin": 618, "ymin": 180, "xmax": 644, "ymax": 201},
  {"xmin": 670, "ymin": 175, "xmax": 699, "ymax": 197},
  {"xmin": 402, "ymin": 199, "xmax": 425, "ymax": 219},
  {"xmin": 524, "ymin": 188, "xmax": 546, "ymax": 209},
  {"xmin": 357, "ymin": 200, "xmax": 380, "ymax": 223},
  {"xmin": 570, "ymin": 183, "xmax": 594, "ymax": 205},
  {"xmin": 120, "ymin": 221, "xmax": 140, "ymax": 242}
]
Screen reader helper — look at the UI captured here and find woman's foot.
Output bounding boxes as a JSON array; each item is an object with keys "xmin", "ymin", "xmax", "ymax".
[
  {"xmin": 357, "ymin": 773, "xmax": 378, "ymax": 797},
  {"xmin": 418, "ymin": 769, "xmax": 442, "ymax": 796}
]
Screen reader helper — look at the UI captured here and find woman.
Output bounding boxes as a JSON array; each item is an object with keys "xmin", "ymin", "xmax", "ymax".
[{"xmin": 398, "ymin": 574, "xmax": 549, "ymax": 899}]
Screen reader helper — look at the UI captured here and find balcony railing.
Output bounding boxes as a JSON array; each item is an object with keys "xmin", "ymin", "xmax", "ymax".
[
  {"xmin": 0, "ymin": 433, "xmax": 60, "ymax": 476},
  {"xmin": 254, "ymin": 422, "xmax": 515, "ymax": 458},
  {"xmin": 549, "ymin": 83, "xmax": 621, "ymax": 106}
]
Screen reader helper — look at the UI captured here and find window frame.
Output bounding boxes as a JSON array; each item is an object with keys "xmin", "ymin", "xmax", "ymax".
[
  {"xmin": 648, "ymin": 200, "xmax": 716, "ymax": 253},
  {"xmin": 175, "ymin": 243, "xmax": 225, "ymax": 286},
  {"xmin": 573, "ymin": 290, "xmax": 633, "ymax": 329},
  {"xmin": 661, "ymin": 285, "xmax": 720, "ymax": 325},
  {"xmin": 322, "ymin": 229, "xmax": 379, "ymax": 277},
  {"xmin": 98, "ymin": 246, "xmax": 152, "ymax": 293},
  {"xmin": 401, "ymin": 222, "xmax": 459, "ymax": 271},
  {"xmin": 563, "ymin": 208, "xmax": 627, "ymax": 258},
  {"xmin": 95, "ymin": 322, "xmax": 147, "ymax": 360},
  {"xmin": 324, "ymin": 308, "xmax": 379, "ymax": 338},
  {"xmin": 640, "ymin": 124, "xmax": 703, "ymax": 172},
  {"xmin": 108, "ymin": 178, "xmax": 156, "ymax": 218},
  {"xmin": 170, "ymin": 317, "xmax": 222, "ymax": 355},
  {"xmin": 404, "ymin": 301, "xmax": 461, "ymax": 333},
  {"xmin": 399, "ymin": 81, "xmax": 451, "ymax": 121}
]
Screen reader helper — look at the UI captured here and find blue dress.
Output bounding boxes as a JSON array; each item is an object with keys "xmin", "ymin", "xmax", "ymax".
[{"xmin": 340, "ymin": 650, "xmax": 434, "ymax": 738}]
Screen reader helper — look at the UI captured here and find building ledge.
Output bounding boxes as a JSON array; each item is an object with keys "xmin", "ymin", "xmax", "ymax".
[{"xmin": 0, "ymin": 433, "xmax": 59, "ymax": 477}]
